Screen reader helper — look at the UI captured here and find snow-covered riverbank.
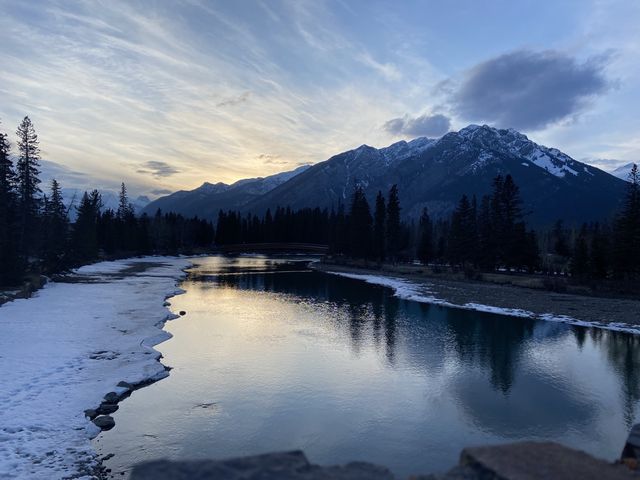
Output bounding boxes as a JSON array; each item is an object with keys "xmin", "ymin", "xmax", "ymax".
[
  {"xmin": 0, "ymin": 257, "xmax": 191, "ymax": 479},
  {"xmin": 324, "ymin": 270, "xmax": 640, "ymax": 335}
]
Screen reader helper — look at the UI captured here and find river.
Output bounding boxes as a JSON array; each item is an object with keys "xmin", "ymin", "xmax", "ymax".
[{"xmin": 95, "ymin": 255, "xmax": 640, "ymax": 478}]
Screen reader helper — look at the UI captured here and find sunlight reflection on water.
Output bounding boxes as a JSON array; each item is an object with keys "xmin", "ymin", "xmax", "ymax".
[{"xmin": 95, "ymin": 255, "xmax": 640, "ymax": 478}]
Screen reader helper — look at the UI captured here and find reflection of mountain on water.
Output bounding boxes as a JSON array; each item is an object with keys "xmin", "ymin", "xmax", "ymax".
[
  {"xmin": 587, "ymin": 329, "xmax": 640, "ymax": 427},
  {"xmin": 195, "ymin": 261, "xmax": 640, "ymax": 434},
  {"xmin": 445, "ymin": 311, "xmax": 536, "ymax": 393}
]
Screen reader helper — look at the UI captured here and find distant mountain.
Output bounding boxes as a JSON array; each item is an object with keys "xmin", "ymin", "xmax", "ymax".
[
  {"xmin": 60, "ymin": 188, "xmax": 150, "ymax": 220},
  {"xmin": 142, "ymin": 164, "xmax": 310, "ymax": 218},
  {"xmin": 149, "ymin": 125, "xmax": 629, "ymax": 226},
  {"xmin": 610, "ymin": 163, "xmax": 636, "ymax": 182}
]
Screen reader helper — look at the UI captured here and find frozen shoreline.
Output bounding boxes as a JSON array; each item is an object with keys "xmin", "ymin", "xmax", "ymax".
[
  {"xmin": 0, "ymin": 257, "xmax": 191, "ymax": 479},
  {"xmin": 324, "ymin": 270, "xmax": 640, "ymax": 335}
]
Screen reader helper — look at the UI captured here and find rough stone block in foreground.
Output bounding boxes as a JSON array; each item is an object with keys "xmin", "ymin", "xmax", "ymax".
[
  {"xmin": 458, "ymin": 441, "xmax": 636, "ymax": 480},
  {"xmin": 130, "ymin": 442, "xmax": 637, "ymax": 479},
  {"xmin": 129, "ymin": 450, "xmax": 394, "ymax": 480}
]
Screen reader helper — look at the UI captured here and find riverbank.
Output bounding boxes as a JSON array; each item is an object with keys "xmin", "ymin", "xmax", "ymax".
[
  {"xmin": 0, "ymin": 256, "xmax": 191, "ymax": 479},
  {"xmin": 312, "ymin": 261, "xmax": 640, "ymax": 332}
]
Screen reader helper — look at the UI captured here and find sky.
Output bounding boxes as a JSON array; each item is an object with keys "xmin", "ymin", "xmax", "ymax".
[{"xmin": 0, "ymin": 0, "xmax": 638, "ymax": 198}]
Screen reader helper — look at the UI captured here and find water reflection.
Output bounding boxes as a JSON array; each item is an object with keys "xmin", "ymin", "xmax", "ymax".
[{"xmin": 96, "ymin": 256, "xmax": 640, "ymax": 478}]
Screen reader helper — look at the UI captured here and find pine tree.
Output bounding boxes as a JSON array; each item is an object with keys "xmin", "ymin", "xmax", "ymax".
[
  {"xmin": 16, "ymin": 116, "xmax": 42, "ymax": 255},
  {"xmin": 417, "ymin": 207, "xmax": 434, "ymax": 265},
  {"xmin": 72, "ymin": 190, "xmax": 102, "ymax": 263},
  {"xmin": 348, "ymin": 186, "xmax": 373, "ymax": 258},
  {"xmin": 373, "ymin": 191, "xmax": 386, "ymax": 261},
  {"xmin": 571, "ymin": 225, "xmax": 590, "ymax": 280},
  {"xmin": 552, "ymin": 220, "xmax": 571, "ymax": 257},
  {"xmin": 42, "ymin": 179, "xmax": 69, "ymax": 271},
  {"xmin": 589, "ymin": 223, "xmax": 609, "ymax": 279},
  {"xmin": 448, "ymin": 194, "xmax": 477, "ymax": 266},
  {"xmin": 613, "ymin": 164, "xmax": 640, "ymax": 278},
  {"xmin": 0, "ymin": 122, "xmax": 21, "ymax": 285},
  {"xmin": 117, "ymin": 182, "xmax": 133, "ymax": 221},
  {"xmin": 386, "ymin": 184, "xmax": 401, "ymax": 261},
  {"xmin": 477, "ymin": 195, "xmax": 496, "ymax": 269},
  {"xmin": 488, "ymin": 174, "xmax": 527, "ymax": 269}
]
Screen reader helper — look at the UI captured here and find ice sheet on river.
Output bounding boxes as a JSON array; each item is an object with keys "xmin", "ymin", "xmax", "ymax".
[{"xmin": 0, "ymin": 257, "xmax": 190, "ymax": 479}]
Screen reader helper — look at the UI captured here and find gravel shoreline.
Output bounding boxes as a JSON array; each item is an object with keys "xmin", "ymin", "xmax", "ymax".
[{"xmin": 312, "ymin": 262, "xmax": 640, "ymax": 331}]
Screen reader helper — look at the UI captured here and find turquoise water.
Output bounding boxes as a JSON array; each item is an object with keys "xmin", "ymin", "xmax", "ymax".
[{"xmin": 95, "ymin": 255, "xmax": 640, "ymax": 477}]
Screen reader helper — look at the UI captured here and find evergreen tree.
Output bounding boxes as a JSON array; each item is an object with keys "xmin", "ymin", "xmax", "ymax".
[
  {"xmin": 42, "ymin": 179, "xmax": 69, "ymax": 271},
  {"xmin": 448, "ymin": 194, "xmax": 477, "ymax": 266},
  {"xmin": 613, "ymin": 164, "xmax": 640, "ymax": 278},
  {"xmin": 373, "ymin": 191, "xmax": 386, "ymax": 261},
  {"xmin": 386, "ymin": 184, "xmax": 401, "ymax": 261},
  {"xmin": 552, "ymin": 220, "xmax": 571, "ymax": 257},
  {"xmin": 571, "ymin": 225, "xmax": 590, "ymax": 280},
  {"xmin": 329, "ymin": 204, "xmax": 348, "ymax": 254},
  {"xmin": 348, "ymin": 186, "xmax": 373, "ymax": 258},
  {"xmin": 117, "ymin": 182, "xmax": 133, "ymax": 221},
  {"xmin": 16, "ymin": 116, "xmax": 42, "ymax": 255},
  {"xmin": 0, "ymin": 123, "xmax": 21, "ymax": 285},
  {"xmin": 417, "ymin": 207, "xmax": 434, "ymax": 265},
  {"xmin": 71, "ymin": 190, "xmax": 102, "ymax": 263},
  {"xmin": 523, "ymin": 230, "xmax": 540, "ymax": 273},
  {"xmin": 589, "ymin": 223, "xmax": 609, "ymax": 279},
  {"xmin": 488, "ymin": 174, "xmax": 528, "ymax": 269},
  {"xmin": 477, "ymin": 195, "xmax": 496, "ymax": 269}
]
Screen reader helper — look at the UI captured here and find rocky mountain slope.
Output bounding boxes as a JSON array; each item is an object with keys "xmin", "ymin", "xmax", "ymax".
[
  {"xmin": 148, "ymin": 125, "xmax": 628, "ymax": 226},
  {"xmin": 142, "ymin": 165, "xmax": 309, "ymax": 218}
]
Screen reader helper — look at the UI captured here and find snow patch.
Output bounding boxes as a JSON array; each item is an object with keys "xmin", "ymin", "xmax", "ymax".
[{"xmin": 0, "ymin": 256, "xmax": 191, "ymax": 479}]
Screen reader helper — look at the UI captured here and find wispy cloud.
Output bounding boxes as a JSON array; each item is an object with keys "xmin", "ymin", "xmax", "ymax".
[
  {"xmin": 137, "ymin": 161, "xmax": 180, "ymax": 178},
  {"xmin": 383, "ymin": 113, "xmax": 450, "ymax": 137},
  {"xmin": 0, "ymin": 0, "xmax": 637, "ymax": 196},
  {"xmin": 216, "ymin": 91, "xmax": 252, "ymax": 108}
]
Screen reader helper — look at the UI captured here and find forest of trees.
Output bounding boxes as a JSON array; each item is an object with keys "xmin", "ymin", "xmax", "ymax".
[
  {"xmin": 0, "ymin": 117, "xmax": 214, "ymax": 286},
  {"xmin": 213, "ymin": 177, "xmax": 539, "ymax": 271},
  {"xmin": 1, "ymin": 115, "xmax": 639, "ymax": 288},
  {"xmin": 213, "ymin": 167, "xmax": 640, "ymax": 283}
]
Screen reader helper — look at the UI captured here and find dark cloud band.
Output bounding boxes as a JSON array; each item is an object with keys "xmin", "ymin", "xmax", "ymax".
[
  {"xmin": 137, "ymin": 161, "xmax": 180, "ymax": 178},
  {"xmin": 383, "ymin": 113, "xmax": 450, "ymax": 137},
  {"xmin": 451, "ymin": 49, "xmax": 610, "ymax": 130}
]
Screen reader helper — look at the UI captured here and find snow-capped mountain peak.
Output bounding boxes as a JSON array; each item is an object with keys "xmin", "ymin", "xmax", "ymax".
[
  {"xmin": 451, "ymin": 124, "xmax": 588, "ymax": 179},
  {"xmin": 610, "ymin": 163, "xmax": 637, "ymax": 182}
]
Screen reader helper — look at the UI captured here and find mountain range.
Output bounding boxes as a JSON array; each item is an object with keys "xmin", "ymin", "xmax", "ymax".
[{"xmin": 143, "ymin": 125, "xmax": 630, "ymax": 226}]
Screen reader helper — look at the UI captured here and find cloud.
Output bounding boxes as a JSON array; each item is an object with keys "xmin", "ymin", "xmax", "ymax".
[
  {"xmin": 216, "ymin": 91, "xmax": 251, "ymax": 108},
  {"xmin": 39, "ymin": 159, "xmax": 89, "ymax": 188},
  {"xmin": 357, "ymin": 52, "xmax": 401, "ymax": 81},
  {"xmin": 582, "ymin": 157, "xmax": 637, "ymax": 171},
  {"xmin": 150, "ymin": 188, "xmax": 173, "ymax": 195},
  {"xmin": 257, "ymin": 153, "xmax": 290, "ymax": 165},
  {"xmin": 450, "ymin": 50, "xmax": 611, "ymax": 130},
  {"xmin": 383, "ymin": 113, "xmax": 451, "ymax": 137},
  {"xmin": 137, "ymin": 161, "xmax": 180, "ymax": 178}
]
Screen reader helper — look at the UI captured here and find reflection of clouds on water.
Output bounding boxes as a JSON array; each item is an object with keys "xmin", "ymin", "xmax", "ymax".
[
  {"xmin": 97, "ymin": 255, "xmax": 640, "ymax": 477},
  {"xmin": 452, "ymin": 369, "xmax": 596, "ymax": 438}
]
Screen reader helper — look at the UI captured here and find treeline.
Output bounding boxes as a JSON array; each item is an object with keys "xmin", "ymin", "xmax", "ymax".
[
  {"xmin": 0, "ymin": 117, "xmax": 214, "ymax": 286},
  {"xmin": 2, "ymin": 115, "xmax": 638, "ymax": 287},
  {"xmin": 213, "ymin": 178, "xmax": 538, "ymax": 270},
  {"xmin": 213, "ymin": 168, "xmax": 640, "ymax": 282},
  {"xmin": 541, "ymin": 166, "xmax": 640, "ymax": 281}
]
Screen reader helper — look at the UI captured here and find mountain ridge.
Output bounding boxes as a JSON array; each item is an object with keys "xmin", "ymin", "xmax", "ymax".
[{"xmin": 145, "ymin": 125, "xmax": 628, "ymax": 226}]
